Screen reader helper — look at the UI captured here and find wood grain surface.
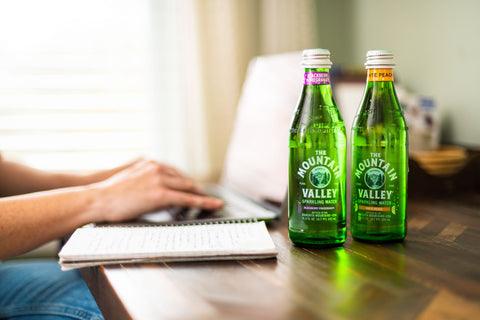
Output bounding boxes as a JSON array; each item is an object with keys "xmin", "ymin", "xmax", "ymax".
[{"xmin": 82, "ymin": 196, "xmax": 480, "ymax": 320}]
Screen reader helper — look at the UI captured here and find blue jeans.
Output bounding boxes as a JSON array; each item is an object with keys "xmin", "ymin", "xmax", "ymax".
[{"xmin": 0, "ymin": 259, "xmax": 104, "ymax": 320}]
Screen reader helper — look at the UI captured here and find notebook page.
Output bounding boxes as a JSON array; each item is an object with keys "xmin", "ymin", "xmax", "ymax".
[{"xmin": 59, "ymin": 221, "xmax": 277, "ymax": 262}]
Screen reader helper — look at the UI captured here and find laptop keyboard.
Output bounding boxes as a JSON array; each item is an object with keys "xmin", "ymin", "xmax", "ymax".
[
  {"xmin": 206, "ymin": 185, "xmax": 276, "ymax": 219},
  {"xmin": 141, "ymin": 185, "xmax": 277, "ymax": 223}
]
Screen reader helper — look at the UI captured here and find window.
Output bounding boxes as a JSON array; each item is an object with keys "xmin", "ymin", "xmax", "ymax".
[{"xmin": 0, "ymin": 0, "xmax": 152, "ymax": 172}]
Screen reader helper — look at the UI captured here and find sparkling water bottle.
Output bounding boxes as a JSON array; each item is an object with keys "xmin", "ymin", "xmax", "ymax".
[
  {"xmin": 350, "ymin": 50, "xmax": 408, "ymax": 243},
  {"xmin": 288, "ymin": 49, "xmax": 347, "ymax": 248}
]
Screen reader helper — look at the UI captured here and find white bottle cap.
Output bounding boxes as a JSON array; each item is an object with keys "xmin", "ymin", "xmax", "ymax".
[
  {"xmin": 302, "ymin": 48, "xmax": 333, "ymax": 68},
  {"xmin": 365, "ymin": 50, "xmax": 395, "ymax": 69}
]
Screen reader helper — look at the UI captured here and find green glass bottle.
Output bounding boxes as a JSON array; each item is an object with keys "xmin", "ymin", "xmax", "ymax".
[
  {"xmin": 288, "ymin": 49, "xmax": 347, "ymax": 248},
  {"xmin": 350, "ymin": 50, "xmax": 408, "ymax": 243}
]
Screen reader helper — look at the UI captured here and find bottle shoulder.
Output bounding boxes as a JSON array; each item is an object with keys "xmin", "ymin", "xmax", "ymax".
[
  {"xmin": 352, "ymin": 110, "xmax": 406, "ymax": 128},
  {"xmin": 352, "ymin": 83, "xmax": 405, "ymax": 128}
]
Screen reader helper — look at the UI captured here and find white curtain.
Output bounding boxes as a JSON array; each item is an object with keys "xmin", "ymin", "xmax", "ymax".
[
  {"xmin": 149, "ymin": 0, "xmax": 320, "ymax": 181},
  {"xmin": 0, "ymin": 0, "xmax": 152, "ymax": 172}
]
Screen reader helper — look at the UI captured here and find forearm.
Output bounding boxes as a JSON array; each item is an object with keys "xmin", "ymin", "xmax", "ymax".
[
  {"xmin": 0, "ymin": 158, "xmax": 138, "ymax": 196},
  {"xmin": 0, "ymin": 160, "xmax": 83, "ymax": 196},
  {"xmin": 0, "ymin": 185, "xmax": 99, "ymax": 259}
]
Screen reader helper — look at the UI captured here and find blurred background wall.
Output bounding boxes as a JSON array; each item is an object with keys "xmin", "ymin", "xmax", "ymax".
[{"xmin": 0, "ymin": 0, "xmax": 478, "ymax": 183}]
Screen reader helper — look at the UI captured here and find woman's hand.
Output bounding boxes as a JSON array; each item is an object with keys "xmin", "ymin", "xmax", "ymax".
[{"xmin": 91, "ymin": 160, "xmax": 223, "ymax": 222}]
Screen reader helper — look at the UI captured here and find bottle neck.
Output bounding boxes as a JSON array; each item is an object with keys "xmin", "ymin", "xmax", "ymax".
[
  {"xmin": 364, "ymin": 68, "xmax": 397, "ymax": 100},
  {"xmin": 302, "ymin": 67, "xmax": 337, "ymax": 109},
  {"xmin": 361, "ymin": 67, "xmax": 402, "ymax": 115}
]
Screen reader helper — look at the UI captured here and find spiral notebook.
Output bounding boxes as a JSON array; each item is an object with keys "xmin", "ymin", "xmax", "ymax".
[{"xmin": 58, "ymin": 220, "xmax": 277, "ymax": 270}]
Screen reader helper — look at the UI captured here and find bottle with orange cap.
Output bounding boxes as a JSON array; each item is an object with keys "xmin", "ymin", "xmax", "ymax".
[{"xmin": 350, "ymin": 50, "xmax": 409, "ymax": 243}]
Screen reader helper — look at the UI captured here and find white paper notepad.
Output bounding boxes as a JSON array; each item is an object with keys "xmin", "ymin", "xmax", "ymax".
[{"xmin": 58, "ymin": 221, "xmax": 277, "ymax": 270}]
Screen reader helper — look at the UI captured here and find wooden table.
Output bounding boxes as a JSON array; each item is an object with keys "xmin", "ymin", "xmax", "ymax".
[{"xmin": 82, "ymin": 196, "xmax": 480, "ymax": 320}]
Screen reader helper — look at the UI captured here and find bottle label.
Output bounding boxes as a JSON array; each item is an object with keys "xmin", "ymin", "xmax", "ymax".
[
  {"xmin": 304, "ymin": 71, "xmax": 330, "ymax": 85},
  {"xmin": 352, "ymin": 150, "xmax": 401, "ymax": 223},
  {"xmin": 291, "ymin": 149, "xmax": 342, "ymax": 223},
  {"xmin": 368, "ymin": 69, "xmax": 394, "ymax": 82}
]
